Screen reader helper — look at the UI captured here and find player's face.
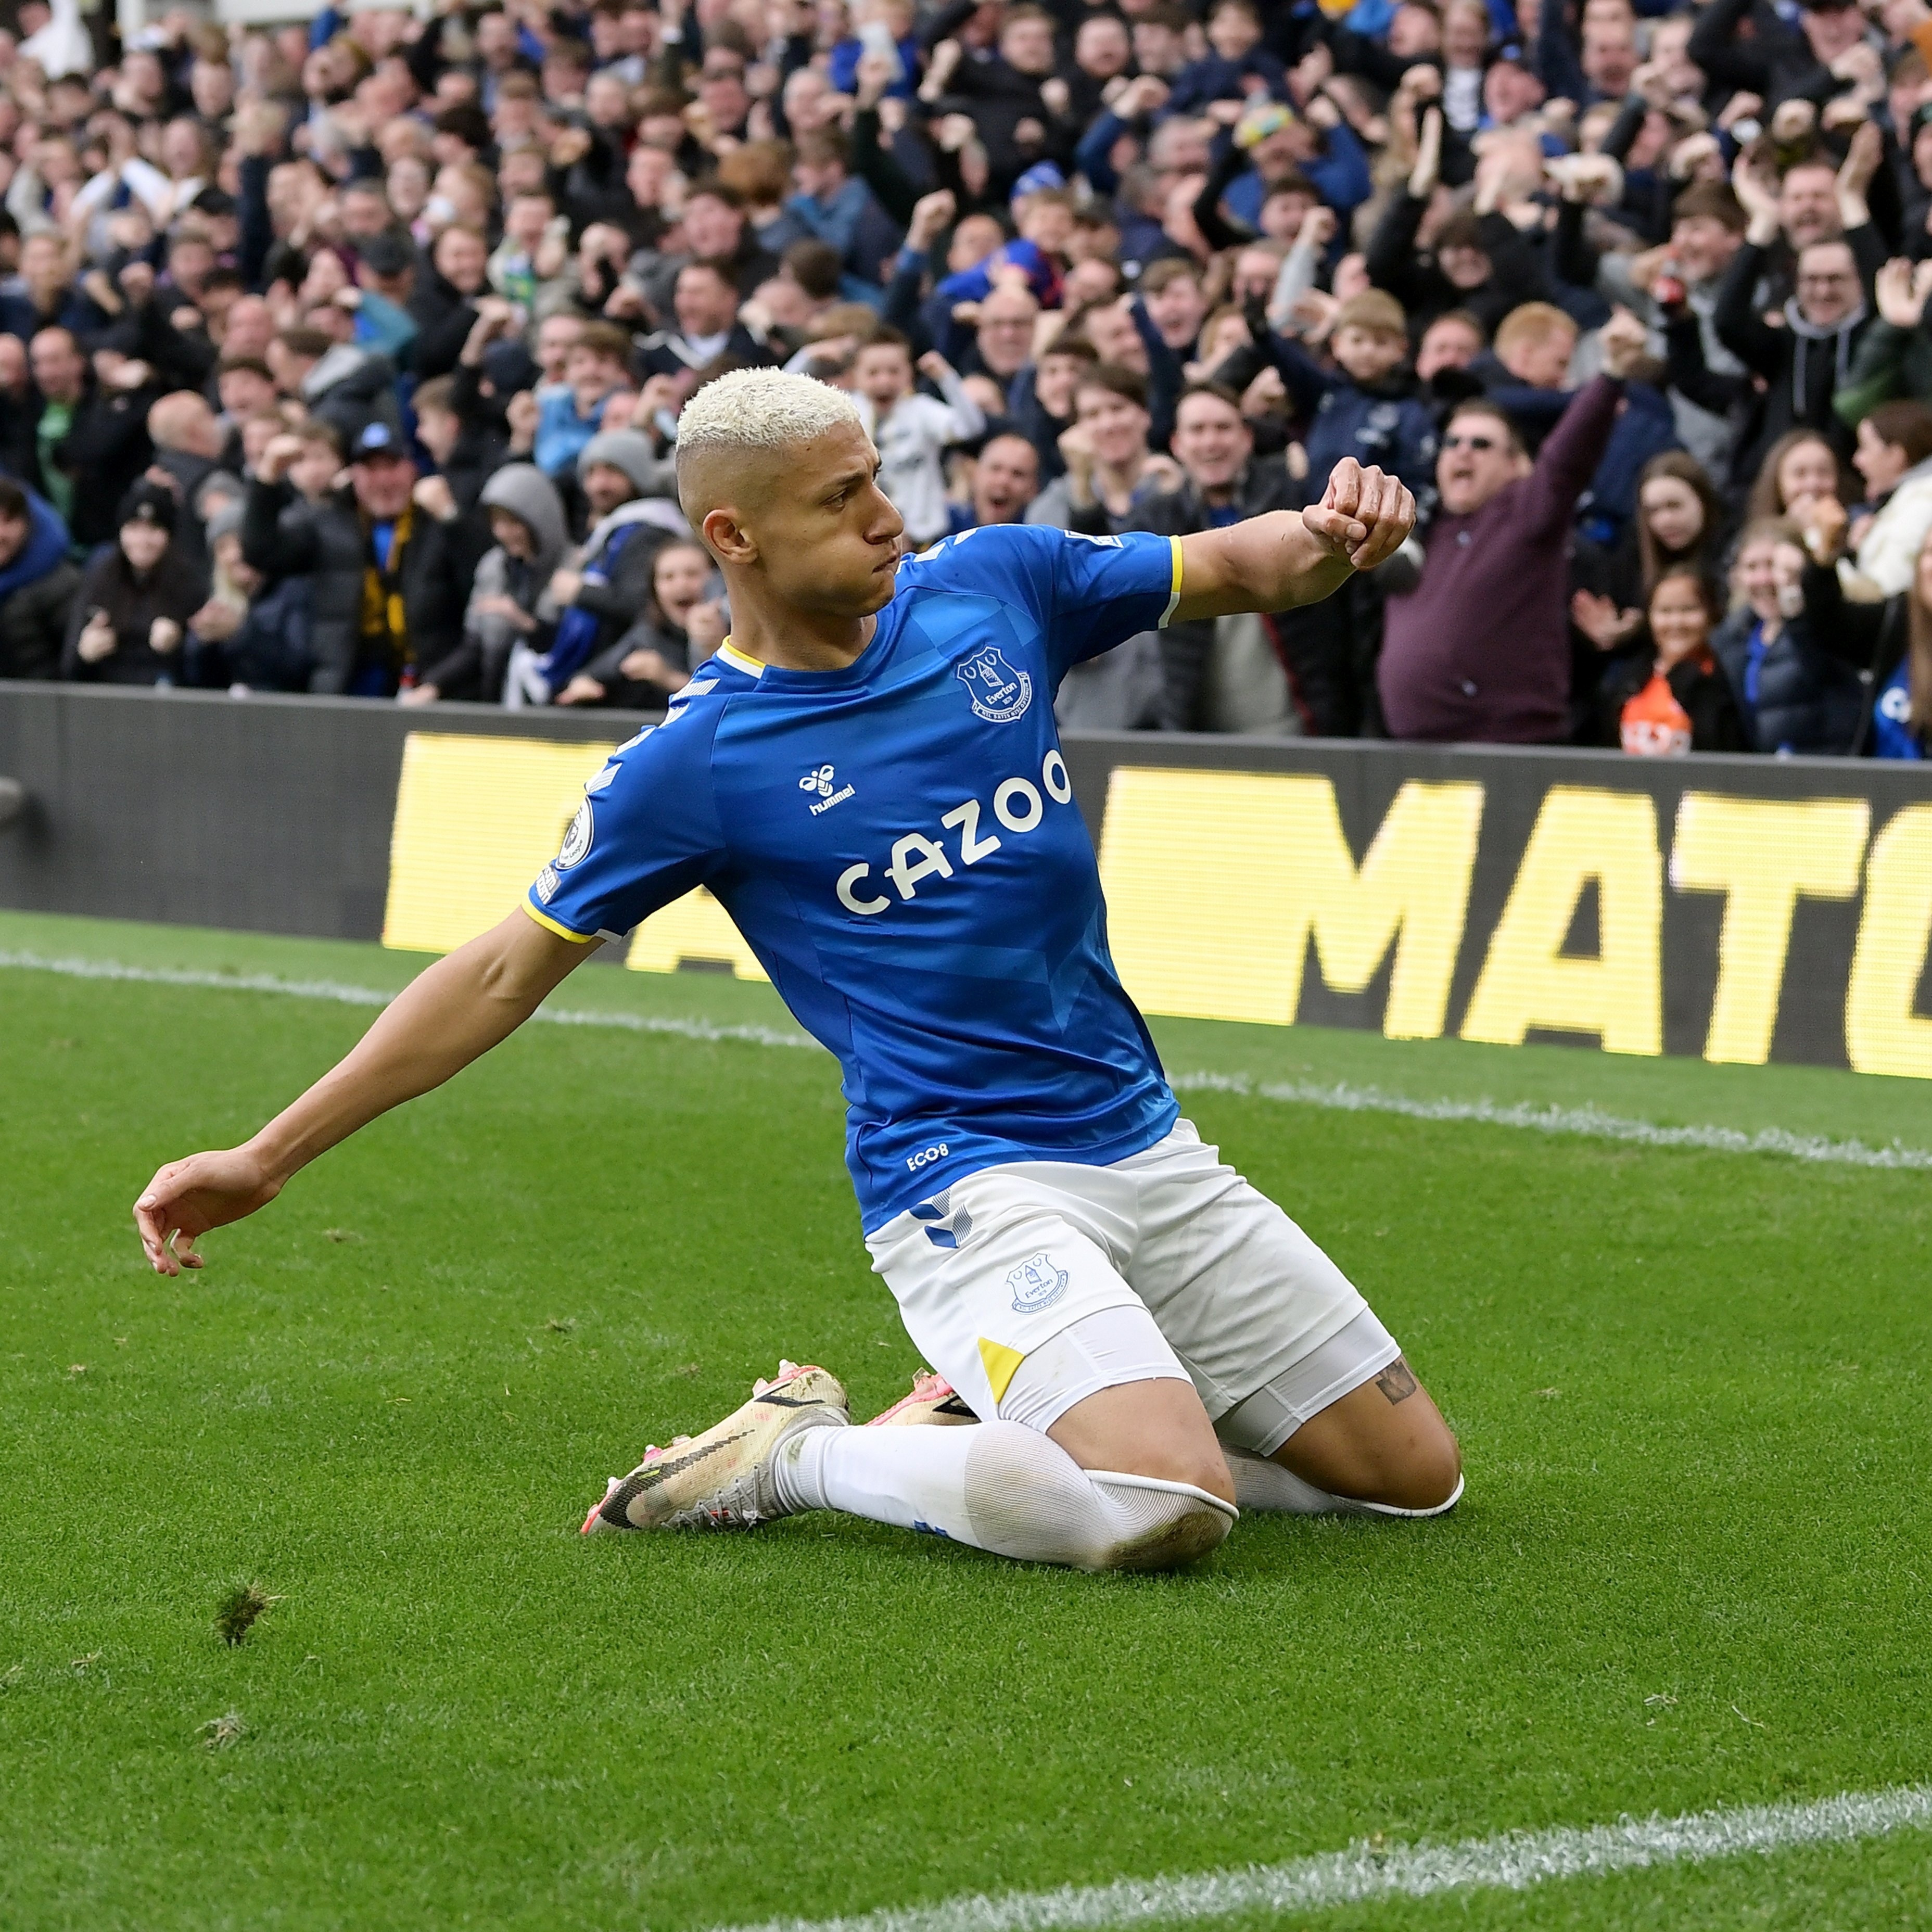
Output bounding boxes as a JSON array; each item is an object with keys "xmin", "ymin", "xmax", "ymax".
[{"xmin": 753, "ymin": 423, "xmax": 905, "ymax": 616}]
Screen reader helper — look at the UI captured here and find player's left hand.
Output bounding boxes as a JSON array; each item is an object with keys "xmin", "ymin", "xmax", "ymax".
[{"xmin": 1302, "ymin": 459, "xmax": 1415, "ymax": 571}]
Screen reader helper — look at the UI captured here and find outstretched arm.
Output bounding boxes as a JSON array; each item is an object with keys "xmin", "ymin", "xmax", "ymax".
[
  {"xmin": 134, "ymin": 910, "xmax": 594, "ymax": 1275},
  {"xmin": 1173, "ymin": 460, "xmax": 1415, "ymax": 622}
]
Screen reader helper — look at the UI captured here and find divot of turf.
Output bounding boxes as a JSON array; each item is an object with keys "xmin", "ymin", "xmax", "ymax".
[{"xmin": 212, "ymin": 1580, "xmax": 281, "ymax": 1647}]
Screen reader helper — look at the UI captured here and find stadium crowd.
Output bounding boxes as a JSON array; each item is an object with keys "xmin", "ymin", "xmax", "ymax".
[{"xmin": 0, "ymin": 0, "xmax": 1929, "ymax": 756}]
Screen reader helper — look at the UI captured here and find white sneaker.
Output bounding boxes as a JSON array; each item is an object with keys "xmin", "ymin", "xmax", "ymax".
[{"xmin": 580, "ymin": 1361, "xmax": 850, "ymax": 1533}]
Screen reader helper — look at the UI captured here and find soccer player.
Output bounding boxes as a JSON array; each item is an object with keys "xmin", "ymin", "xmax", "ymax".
[{"xmin": 135, "ymin": 368, "xmax": 1459, "ymax": 1574}]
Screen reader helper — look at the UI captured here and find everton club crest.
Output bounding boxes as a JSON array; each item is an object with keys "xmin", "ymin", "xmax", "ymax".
[
  {"xmin": 956, "ymin": 645, "xmax": 1033, "ymax": 723},
  {"xmin": 1006, "ymin": 1251, "xmax": 1069, "ymax": 1312}
]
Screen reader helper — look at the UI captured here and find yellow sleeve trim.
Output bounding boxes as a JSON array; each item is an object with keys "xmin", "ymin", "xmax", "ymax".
[
  {"xmin": 521, "ymin": 899, "xmax": 599, "ymax": 944},
  {"xmin": 1160, "ymin": 535, "xmax": 1183, "ymax": 628},
  {"xmin": 717, "ymin": 638, "xmax": 766, "ymax": 678}
]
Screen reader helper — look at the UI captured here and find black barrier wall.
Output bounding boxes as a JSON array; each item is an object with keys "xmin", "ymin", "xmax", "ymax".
[
  {"xmin": 0, "ymin": 683, "xmax": 647, "ymax": 940},
  {"xmin": 3, "ymin": 683, "xmax": 1930, "ymax": 1077}
]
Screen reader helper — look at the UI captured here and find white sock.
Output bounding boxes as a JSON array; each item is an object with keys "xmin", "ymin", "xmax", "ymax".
[
  {"xmin": 777, "ymin": 1419, "xmax": 1236, "ymax": 1571},
  {"xmin": 1224, "ymin": 1445, "xmax": 1347, "ymax": 1514},
  {"xmin": 1225, "ymin": 1446, "xmax": 1466, "ymax": 1519}
]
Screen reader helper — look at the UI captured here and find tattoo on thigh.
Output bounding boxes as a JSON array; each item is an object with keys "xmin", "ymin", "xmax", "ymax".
[{"xmin": 1375, "ymin": 1357, "xmax": 1418, "ymax": 1405}]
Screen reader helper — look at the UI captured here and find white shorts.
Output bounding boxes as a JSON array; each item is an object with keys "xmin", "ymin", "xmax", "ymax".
[{"xmin": 864, "ymin": 1120, "xmax": 1402, "ymax": 1456}]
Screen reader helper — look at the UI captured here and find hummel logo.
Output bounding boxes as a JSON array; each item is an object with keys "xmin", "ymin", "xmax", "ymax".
[{"xmin": 799, "ymin": 762, "xmax": 856, "ymax": 816}]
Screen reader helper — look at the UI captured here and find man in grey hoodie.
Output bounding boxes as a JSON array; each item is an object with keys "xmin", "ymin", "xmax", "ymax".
[{"xmin": 428, "ymin": 462, "xmax": 571, "ymax": 705}]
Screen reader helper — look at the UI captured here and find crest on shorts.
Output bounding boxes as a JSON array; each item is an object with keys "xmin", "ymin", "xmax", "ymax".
[
  {"xmin": 956, "ymin": 645, "xmax": 1032, "ymax": 723},
  {"xmin": 1006, "ymin": 1251, "xmax": 1068, "ymax": 1313}
]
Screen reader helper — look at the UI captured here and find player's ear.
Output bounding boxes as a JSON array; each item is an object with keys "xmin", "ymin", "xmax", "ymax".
[{"xmin": 702, "ymin": 505, "xmax": 758, "ymax": 566}]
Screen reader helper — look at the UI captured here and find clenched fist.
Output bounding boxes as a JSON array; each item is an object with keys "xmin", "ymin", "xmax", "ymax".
[{"xmin": 1302, "ymin": 459, "xmax": 1416, "ymax": 571}]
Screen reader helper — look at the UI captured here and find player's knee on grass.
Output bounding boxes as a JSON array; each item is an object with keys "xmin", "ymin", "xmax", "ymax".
[
  {"xmin": 1373, "ymin": 1417, "xmax": 1461, "ymax": 1512},
  {"xmin": 1002, "ymin": 1312, "xmax": 1236, "ymax": 1507},
  {"xmin": 1274, "ymin": 1359, "xmax": 1463, "ymax": 1512},
  {"xmin": 1043, "ymin": 1374, "xmax": 1237, "ymax": 1508},
  {"xmin": 963, "ymin": 1425, "xmax": 1235, "ymax": 1572}
]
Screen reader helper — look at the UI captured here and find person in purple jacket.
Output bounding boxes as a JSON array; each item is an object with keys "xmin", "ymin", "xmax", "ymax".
[{"xmin": 1378, "ymin": 309, "xmax": 1650, "ymax": 743}]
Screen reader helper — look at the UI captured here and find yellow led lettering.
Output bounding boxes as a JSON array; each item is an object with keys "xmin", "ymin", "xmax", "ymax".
[
  {"xmin": 1462, "ymin": 786, "xmax": 1662, "ymax": 1056},
  {"xmin": 1669, "ymin": 794, "xmax": 1870, "ymax": 1065},
  {"xmin": 1097, "ymin": 769, "xmax": 1483, "ymax": 1036},
  {"xmin": 1845, "ymin": 803, "xmax": 1932, "ymax": 1079},
  {"xmin": 383, "ymin": 732, "xmax": 615, "ymax": 954},
  {"xmin": 625, "ymin": 883, "xmax": 772, "ymax": 981}
]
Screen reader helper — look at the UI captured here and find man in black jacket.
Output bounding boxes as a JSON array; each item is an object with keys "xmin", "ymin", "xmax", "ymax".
[
  {"xmin": 28, "ymin": 329, "xmax": 163, "ymax": 551},
  {"xmin": 242, "ymin": 420, "xmax": 483, "ymax": 697},
  {"xmin": 1687, "ymin": 0, "xmax": 1870, "ymax": 114},
  {"xmin": 408, "ymin": 225, "xmax": 492, "ymax": 382},
  {"xmin": 1127, "ymin": 383, "xmax": 1358, "ymax": 733},
  {"xmin": 1711, "ymin": 146, "xmax": 1879, "ymax": 479},
  {"xmin": 634, "ymin": 260, "xmax": 779, "ymax": 379}
]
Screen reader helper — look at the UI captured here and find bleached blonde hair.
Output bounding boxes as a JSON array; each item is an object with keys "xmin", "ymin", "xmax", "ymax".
[{"xmin": 675, "ymin": 368, "xmax": 862, "ymax": 466}]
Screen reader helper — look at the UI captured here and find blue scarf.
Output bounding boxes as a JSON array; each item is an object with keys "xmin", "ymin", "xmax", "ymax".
[{"xmin": 539, "ymin": 520, "xmax": 648, "ymax": 693}]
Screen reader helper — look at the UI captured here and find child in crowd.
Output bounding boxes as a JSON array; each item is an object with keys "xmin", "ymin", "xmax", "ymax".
[
  {"xmin": 557, "ymin": 539, "xmax": 712, "ymax": 709},
  {"xmin": 533, "ymin": 321, "xmax": 634, "ymax": 478},
  {"xmin": 1605, "ymin": 566, "xmax": 1743, "ymax": 755},
  {"xmin": 1711, "ymin": 518, "xmax": 1864, "ymax": 756},
  {"xmin": 851, "ymin": 331, "xmax": 987, "ymax": 551},
  {"xmin": 933, "ymin": 183, "xmax": 1077, "ymax": 314},
  {"xmin": 452, "ymin": 463, "xmax": 570, "ymax": 707},
  {"xmin": 62, "ymin": 484, "xmax": 207, "ymax": 687},
  {"xmin": 489, "ymin": 190, "xmax": 570, "ymax": 314},
  {"xmin": 1491, "ymin": 303, "xmax": 1579, "ymax": 393},
  {"xmin": 287, "ymin": 421, "xmax": 345, "ymax": 504},
  {"xmin": 193, "ymin": 501, "xmax": 314, "ymax": 693},
  {"xmin": 1211, "ymin": 288, "xmax": 1438, "ymax": 494}
]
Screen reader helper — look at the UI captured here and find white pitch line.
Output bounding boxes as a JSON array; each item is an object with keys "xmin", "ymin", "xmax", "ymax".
[
  {"xmin": 3, "ymin": 947, "xmax": 1928, "ymax": 1172},
  {"xmin": 1167, "ymin": 1070, "xmax": 1932, "ymax": 1172},
  {"xmin": 721, "ymin": 1784, "xmax": 1932, "ymax": 1932},
  {"xmin": 0, "ymin": 948, "xmax": 821, "ymax": 1052}
]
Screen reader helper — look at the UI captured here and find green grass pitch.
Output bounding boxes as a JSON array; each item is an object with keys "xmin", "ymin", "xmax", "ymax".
[{"xmin": 3, "ymin": 907, "xmax": 1932, "ymax": 1930}]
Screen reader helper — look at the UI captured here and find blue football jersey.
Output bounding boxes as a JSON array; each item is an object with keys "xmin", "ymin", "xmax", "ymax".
[{"xmin": 527, "ymin": 524, "xmax": 1185, "ymax": 1231}]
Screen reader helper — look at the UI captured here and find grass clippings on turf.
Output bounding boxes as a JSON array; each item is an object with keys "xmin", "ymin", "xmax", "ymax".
[{"xmin": 198, "ymin": 1711, "xmax": 247, "ymax": 1751}]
